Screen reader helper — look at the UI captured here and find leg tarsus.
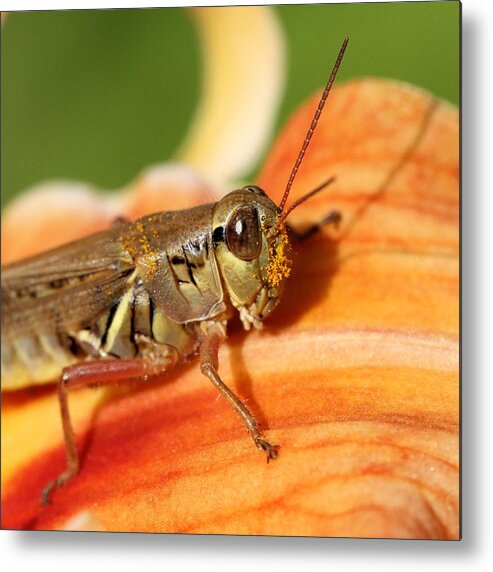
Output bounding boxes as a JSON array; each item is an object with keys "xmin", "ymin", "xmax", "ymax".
[
  {"xmin": 254, "ymin": 438, "xmax": 279, "ymax": 462},
  {"xmin": 41, "ymin": 466, "xmax": 78, "ymax": 506},
  {"xmin": 320, "ymin": 209, "xmax": 342, "ymax": 230},
  {"xmin": 288, "ymin": 209, "xmax": 342, "ymax": 241}
]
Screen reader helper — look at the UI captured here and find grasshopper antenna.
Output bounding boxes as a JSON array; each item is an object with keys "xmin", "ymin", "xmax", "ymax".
[
  {"xmin": 277, "ymin": 36, "xmax": 349, "ymax": 215},
  {"xmin": 280, "ymin": 175, "xmax": 336, "ymax": 223}
]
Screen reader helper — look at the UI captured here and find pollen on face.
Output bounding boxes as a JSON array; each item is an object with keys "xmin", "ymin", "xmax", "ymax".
[{"xmin": 264, "ymin": 223, "xmax": 292, "ymax": 287}]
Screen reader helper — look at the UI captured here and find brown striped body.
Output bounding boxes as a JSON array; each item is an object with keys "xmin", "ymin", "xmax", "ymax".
[
  {"xmin": 1, "ymin": 283, "xmax": 198, "ymax": 390},
  {"xmin": 1, "ymin": 187, "xmax": 285, "ymax": 390}
]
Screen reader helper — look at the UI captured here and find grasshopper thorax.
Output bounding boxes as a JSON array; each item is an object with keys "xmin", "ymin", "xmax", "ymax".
[{"xmin": 212, "ymin": 185, "xmax": 290, "ymax": 330}]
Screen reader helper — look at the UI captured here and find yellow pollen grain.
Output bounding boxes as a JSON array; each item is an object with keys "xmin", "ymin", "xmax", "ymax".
[
  {"xmin": 122, "ymin": 221, "xmax": 159, "ymax": 277},
  {"xmin": 264, "ymin": 222, "xmax": 292, "ymax": 288}
]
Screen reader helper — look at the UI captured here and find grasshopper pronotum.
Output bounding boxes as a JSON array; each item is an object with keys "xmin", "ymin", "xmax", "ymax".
[{"xmin": 2, "ymin": 38, "xmax": 348, "ymax": 504}]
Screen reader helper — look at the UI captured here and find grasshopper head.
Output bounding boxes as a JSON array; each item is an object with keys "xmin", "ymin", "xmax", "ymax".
[
  {"xmin": 212, "ymin": 185, "xmax": 291, "ymax": 330},
  {"xmin": 211, "ymin": 39, "xmax": 349, "ymax": 330}
]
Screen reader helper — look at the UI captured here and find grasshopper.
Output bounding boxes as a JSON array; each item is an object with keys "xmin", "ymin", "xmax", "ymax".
[{"xmin": 1, "ymin": 38, "xmax": 348, "ymax": 504}]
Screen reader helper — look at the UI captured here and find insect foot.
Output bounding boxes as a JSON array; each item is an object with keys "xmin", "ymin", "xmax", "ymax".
[
  {"xmin": 323, "ymin": 209, "xmax": 342, "ymax": 229},
  {"xmin": 40, "ymin": 469, "xmax": 76, "ymax": 506},
  {"xmin": 255, "ymin": 438, "xmax": 279, "ymax": 463}
]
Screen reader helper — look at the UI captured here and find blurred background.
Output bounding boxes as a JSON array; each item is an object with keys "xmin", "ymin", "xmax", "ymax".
[{"xmin": 1, "ymin": 2, "xmax": 459, "ymax": 207}]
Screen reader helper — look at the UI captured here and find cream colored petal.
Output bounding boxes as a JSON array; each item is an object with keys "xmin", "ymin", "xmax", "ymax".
[
  {"xmin": 1, "ymin": 182, "xmax": 117, "ymax": 263},
  {"xmin": 177, "ymin": 6, "xmax": 285, "ymax": 189}
]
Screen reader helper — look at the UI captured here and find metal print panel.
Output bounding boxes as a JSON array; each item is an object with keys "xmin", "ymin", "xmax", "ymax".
[{"xmin": 1, "ymin": 1, "xmax": 460, "ymax": 539}]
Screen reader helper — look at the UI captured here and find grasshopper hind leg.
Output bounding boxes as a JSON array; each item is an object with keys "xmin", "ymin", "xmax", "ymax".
[
  {"xmin": 41, "ymin": 357, "xmax": 168, "ymax": 505},
  {"xmin": 199, "ymin": 322, "xmax": 279, "ymax": 461},
  {"xmin": 41, "ymin": 374, "xmax": 79, "ymax": 506}
]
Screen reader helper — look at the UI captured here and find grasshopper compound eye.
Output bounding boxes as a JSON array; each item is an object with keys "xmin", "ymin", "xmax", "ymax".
[{"xmin": 225, "ymin": 205, "xmax": 262, "ymax": 261}]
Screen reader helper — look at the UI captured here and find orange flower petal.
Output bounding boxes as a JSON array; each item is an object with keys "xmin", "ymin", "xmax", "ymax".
[{"xmin": 1, "ymin": 79, "xmax": 458, "ymax": 538}]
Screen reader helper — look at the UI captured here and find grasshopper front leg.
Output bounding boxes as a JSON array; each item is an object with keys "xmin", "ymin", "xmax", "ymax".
[
  {"xmin": 287, "ymin": 209, "xmax": 342, "ymax": 242},
  {"xmin": 199, "ymin": 322, "xmax": 279, "ymax": 461}
]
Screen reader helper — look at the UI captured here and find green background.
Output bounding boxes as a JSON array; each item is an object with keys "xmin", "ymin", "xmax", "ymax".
[{"xmin": 1, "ymin": 2, "xmax": 460, "ymax": 206}]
